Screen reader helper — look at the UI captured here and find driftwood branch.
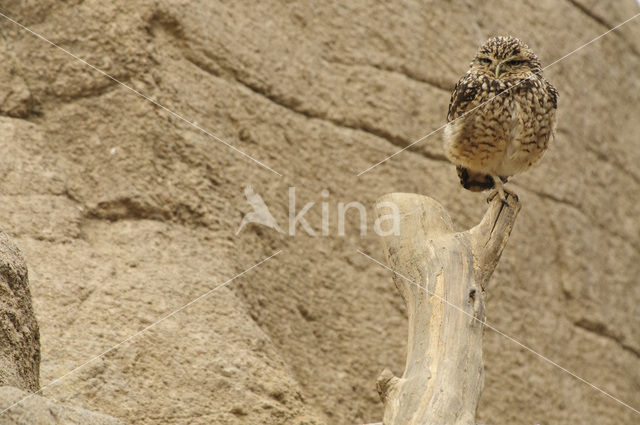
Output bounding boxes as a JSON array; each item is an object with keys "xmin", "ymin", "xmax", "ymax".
[
  {"xmin": 374, "ymin": 192, "xmax": 520, "ymax": 425},
  {"xmin": 0, "ymin": 232, "xmax": 40, "ymax": 392}
]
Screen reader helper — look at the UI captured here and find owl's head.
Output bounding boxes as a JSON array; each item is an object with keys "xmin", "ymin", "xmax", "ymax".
[{"xmin": 470, "ymin": 36, "xmax": 542, "ymax": 79}]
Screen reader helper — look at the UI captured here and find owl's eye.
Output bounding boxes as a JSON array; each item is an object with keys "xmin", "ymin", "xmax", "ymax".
[
  {"xmin": 477, "ymin": 57, "xmax": 492, "ymax": 65},
  {"xmin": 506, "ymin": 59, "xmax": 527, "ymax": 66}
]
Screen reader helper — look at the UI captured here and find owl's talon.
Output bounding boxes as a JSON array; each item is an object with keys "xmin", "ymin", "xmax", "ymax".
[
  {"xmin": 486, "ymin": 190, "xmax": 497, "ymax": 203},
  {"xmin": 486, "ymin": 189, "xmax": 507, "ymax": 204},
  {"xmin": 489, "ymin": 188, "xmax": 519, "ymax": 205}
]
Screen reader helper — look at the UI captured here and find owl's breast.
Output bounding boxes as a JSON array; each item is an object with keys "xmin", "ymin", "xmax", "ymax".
[
  {"xmin": 444, "ymin": 76, "xmax": 513, "ymax": 170},
  {"xmin": 444, "ymin": 74, "xmax": 557, "ymax": 176}
]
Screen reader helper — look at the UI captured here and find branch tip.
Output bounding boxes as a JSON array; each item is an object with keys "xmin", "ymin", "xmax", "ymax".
[{"xmin": 376, "ymin": 369, "xmax": 399, "ymax": 403}]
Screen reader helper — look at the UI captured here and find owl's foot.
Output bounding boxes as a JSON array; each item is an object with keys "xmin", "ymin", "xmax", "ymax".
[
  {"xmin": 487, "ymin": 190, "xmax": 503, "ymax": 204},
  {"xmin": 486, "ymin": 174, "xmax": 515, "ymax": 204},
  {"xmin": 487, "ymin": 184, "xmax": 519, "ymax": 205}
]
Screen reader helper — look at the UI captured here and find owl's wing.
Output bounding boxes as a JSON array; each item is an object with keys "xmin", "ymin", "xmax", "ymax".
[
  {"xmin": 447, "ymin": 73, "xmax": 480, "ymax": 122},
  {"xmin": 545, "ymin": 80, "xmax": 559, "ymax": 109}
]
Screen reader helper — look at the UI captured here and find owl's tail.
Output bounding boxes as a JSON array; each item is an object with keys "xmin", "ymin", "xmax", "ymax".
[{"xmin": 456, "ymin": 166, "xmax": 508, "ymax": 192}]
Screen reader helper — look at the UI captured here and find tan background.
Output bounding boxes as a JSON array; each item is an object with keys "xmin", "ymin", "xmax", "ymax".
[{"xmin": 0, "ymin": 0, "xmax": 639, "ymax": 424}]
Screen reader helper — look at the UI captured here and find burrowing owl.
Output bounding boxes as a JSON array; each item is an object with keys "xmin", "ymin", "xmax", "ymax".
[{"xmin": 444, "ymin": 36, "xmax": 558, "ymax": 199}]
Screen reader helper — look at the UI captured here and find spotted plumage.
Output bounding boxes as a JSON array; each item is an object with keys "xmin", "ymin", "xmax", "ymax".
[{"xmin": 444, "ymin": 36, "xmax": 558, "ymax": 198}]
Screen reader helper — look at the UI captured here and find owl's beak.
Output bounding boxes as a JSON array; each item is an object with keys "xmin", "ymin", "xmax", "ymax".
[{"xmin": 495, "ymin": 63, "xmax": 502, "ymax": 77}]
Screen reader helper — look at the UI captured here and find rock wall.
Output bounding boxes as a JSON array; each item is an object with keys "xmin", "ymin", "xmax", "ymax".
[
  {"xmin": 0, "ymin": 386, "xmax": 122, "ymax": 424},
  {"xmin": 0, "ymin": 1, "xmax": 638, "ymax": 424}
]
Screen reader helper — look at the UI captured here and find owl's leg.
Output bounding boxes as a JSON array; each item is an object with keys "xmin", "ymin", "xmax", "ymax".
[{"xmin": 487, "ymin": 174, "xmax": 506, "ymax": 203}]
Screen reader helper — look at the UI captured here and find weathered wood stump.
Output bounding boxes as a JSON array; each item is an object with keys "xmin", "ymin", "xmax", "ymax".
[{"xmin": 375, "ymin": 192, "xmax": 520, "ymax": 425}]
